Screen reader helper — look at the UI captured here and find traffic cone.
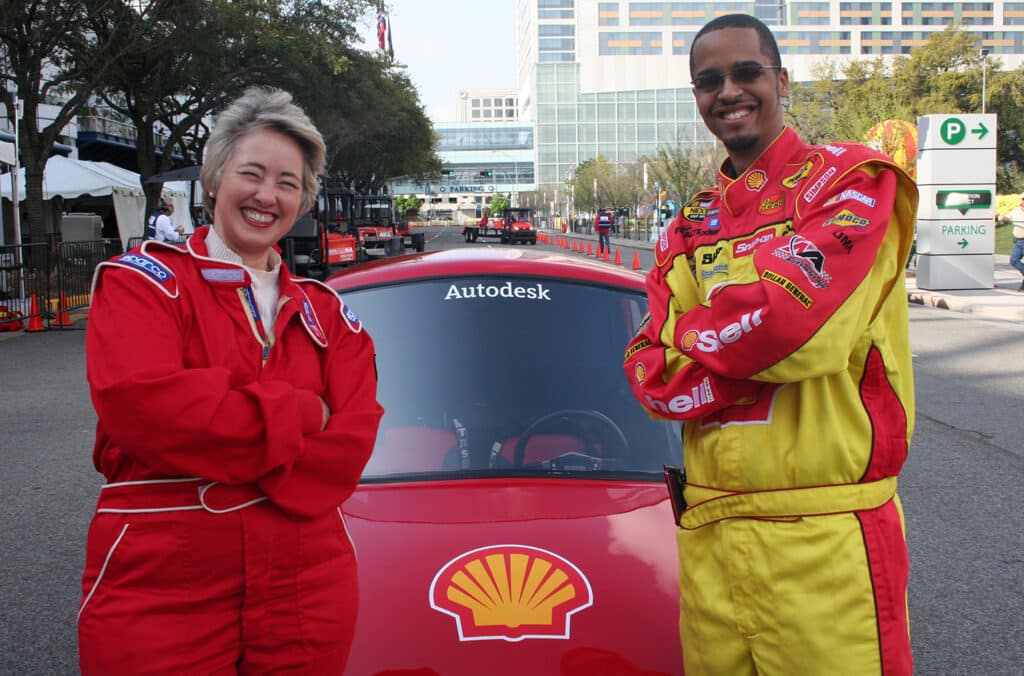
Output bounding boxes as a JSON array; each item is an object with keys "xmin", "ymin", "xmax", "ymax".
[
  {"xmin": 614, "ymin": 248, "xmax": 622, "ymax": 265},
  {"xmin": 603, "ymin": 247, "xmax": 611, "ymax": 262},
  {"xmin": 53, "ymin": 291, "xmax": 72, "ymax": 328},
  {"xmin": 587, "ymin": 242, "xmax": 594, "ymax": 256},
  {"xmin": 26, "ymin": 294, "xmax": 45, "ymax": 332},
  {"xmin": 573, "ymin": 240, "xmax": 579, "ymax": 252},
  {"xmin": 632, "ymin": 251, "xmax": 642, "ymax": 270}
]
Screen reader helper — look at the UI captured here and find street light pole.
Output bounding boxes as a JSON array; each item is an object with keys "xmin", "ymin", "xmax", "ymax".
[{"xmin": 980, "ymin": 48, "xmax": 990, "ymax": 114}]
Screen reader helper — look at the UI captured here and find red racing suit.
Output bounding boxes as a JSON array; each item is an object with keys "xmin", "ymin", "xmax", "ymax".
[
  {"xmin": 78, "ymin": 226, "xmax": 384, "ymax": 674},
  {"xmin": 624, "ymin": 128, "xmax": 918, "ymax": 675}
]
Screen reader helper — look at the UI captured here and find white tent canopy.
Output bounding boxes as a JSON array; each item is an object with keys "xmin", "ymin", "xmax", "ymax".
[{"xmin": 0, "ymin": 156, "xmax": 189, "ymax": 248}]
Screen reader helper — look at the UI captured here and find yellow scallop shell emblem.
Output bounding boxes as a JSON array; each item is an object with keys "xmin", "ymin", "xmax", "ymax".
[{"xmin": 430, "ymin": 544, "xmax": 593, "ymax": 641}]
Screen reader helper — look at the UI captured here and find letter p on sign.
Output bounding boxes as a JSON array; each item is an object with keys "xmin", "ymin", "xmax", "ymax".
[{"xmin": 940, "ymin": 118, "xmax": 966, "ymax": 145}]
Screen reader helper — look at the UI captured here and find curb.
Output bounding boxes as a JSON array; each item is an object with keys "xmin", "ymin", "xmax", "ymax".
[{"xmin": 906, "ymin": 289, "xmax": 1024, "ymax": 322}]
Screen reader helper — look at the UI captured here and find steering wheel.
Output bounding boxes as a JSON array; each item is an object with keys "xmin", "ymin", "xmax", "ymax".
[{"xmin": 512, "ymin": 409, "xmax": 629, "ymax": 467}]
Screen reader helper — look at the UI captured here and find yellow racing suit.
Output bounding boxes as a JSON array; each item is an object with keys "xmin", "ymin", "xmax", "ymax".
[{"xmin": 624, "ymin": 127, "xmax": 918, "ymax": 675}]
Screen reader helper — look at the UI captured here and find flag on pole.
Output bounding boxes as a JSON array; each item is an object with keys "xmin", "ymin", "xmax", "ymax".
[
  {"xmin": 386, "ymin": 12, "xmax": 394, "ymax": 60},
  {"xmin": 377, "ymin": 3, "xmax": 387, "ymax": 51}
]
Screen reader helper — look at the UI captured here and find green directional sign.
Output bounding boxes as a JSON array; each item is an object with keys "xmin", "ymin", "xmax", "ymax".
[{"xmin": 940, "ymin": 117, "xmax": 967, "ymax": 145}]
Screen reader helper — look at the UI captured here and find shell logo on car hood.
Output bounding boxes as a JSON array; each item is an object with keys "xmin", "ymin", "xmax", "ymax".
[{"xmin": 429, "ymin": 544, "xmax": 593, "ymax": 642}]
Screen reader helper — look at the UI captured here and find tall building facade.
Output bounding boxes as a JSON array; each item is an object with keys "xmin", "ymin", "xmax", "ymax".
[
  {"xmin": 456, "ymin": 88, "xmax": 521, "ymax": 123},
  {"xmin": 517, "ymin": 0, "xmax": 1024, "ymax": 192}
]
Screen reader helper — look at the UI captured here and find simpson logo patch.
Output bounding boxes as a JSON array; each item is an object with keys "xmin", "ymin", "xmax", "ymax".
[
  {"xmin": 745, "ymin": 170, "xmax": 768, "ymax": 192},
  {"xmin": 429, "ymin": 545, "xmax": 593, "ymax": 642},
  {"xmin": 802, "ymin": 166, "xmax": 838, "ymax": 203},
  {"xmin": 762, "ymin": 269, "xmax": 813, "ymax": 308},
  {"xmin": 772, "ymin": 235, "xmax": 832, "ymax": 288}
]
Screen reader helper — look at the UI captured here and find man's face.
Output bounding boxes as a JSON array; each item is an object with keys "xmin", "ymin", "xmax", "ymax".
[{"xmin": 691, "ymin": 26, "xmax": 789, "ymax": 170}]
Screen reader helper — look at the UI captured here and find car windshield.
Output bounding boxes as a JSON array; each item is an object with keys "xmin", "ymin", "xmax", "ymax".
[{"xmin": 341, "ymin": 275, "xmax": 681, "ymax": 483}]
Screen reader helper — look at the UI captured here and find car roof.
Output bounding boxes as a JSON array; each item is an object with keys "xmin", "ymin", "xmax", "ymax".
[{"xmin": 324, "ymin": 247, "xmax": 646, "ymax": 292}]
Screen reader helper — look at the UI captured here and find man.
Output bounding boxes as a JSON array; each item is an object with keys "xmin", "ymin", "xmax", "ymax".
[
  {"xmin": 1000, "ymin": 194, "xmax": 1024, "ymax": 290},
  {"xmin": 148, "ymin": 199, "xmax": 183, "ymax": 243},
  {"xmin": 623, "ymin": 14, "xmax": 917, "ymax": 675},
  {"xmin": 594, "ymin": 207, "xmax": 612, "ymax": 254}
]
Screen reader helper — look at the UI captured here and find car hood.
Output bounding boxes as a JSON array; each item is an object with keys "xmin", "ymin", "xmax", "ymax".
[{"xmin": 342, "ymin": 479, "xmax": 682, "ymax": 675}]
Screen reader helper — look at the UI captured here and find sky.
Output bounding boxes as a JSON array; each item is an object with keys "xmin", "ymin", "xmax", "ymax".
[{"xmin": 357, "ymin": 0, "xmax": 517, "ymax": 123}]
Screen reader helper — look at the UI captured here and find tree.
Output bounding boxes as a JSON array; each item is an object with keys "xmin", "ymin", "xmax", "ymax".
[
  {"xmin": 0, "ymin": 0, "xmax": 138, "ymax": 244},
  {"xmin": 787, "ymin": 24, "xmax": 1024, "ymax": 171},
  {"xmin": 89, "ymin": 0, "xmax": 377, "ymax": 214},
  {"xmin": 393, "ymin": 194, "xmax": 423, "ymax": 218},
  {"xmin": 644, "ymin": 143, "xmax": 721, "ymax": 205},
  {"xmin": 489, "ymin": 193, "xmax": 511, "ymax": 215}
]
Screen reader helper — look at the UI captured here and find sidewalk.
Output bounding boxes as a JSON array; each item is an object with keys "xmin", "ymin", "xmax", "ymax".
[{"xmin": 578, "ymin": 230, "xmax": 1024, "ymax": 323}]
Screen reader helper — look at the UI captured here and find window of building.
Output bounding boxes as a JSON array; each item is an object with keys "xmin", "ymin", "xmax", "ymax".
[
  {"xmin": 540, "ymin": 52, "xmax": 575, "ymax": 62},
  {"xmin": 637, "ymin": 124, "xmax": 656, "ymax": 143},
  {"xmin": 540, "ymin": 38, "xmax": 576, "ymax": 50},
  {"xmin": 494, "ymin": 109, "xmax": 504, "ymax": 118},
  {"xmin": 538, "ymin": 9, "xmax": 574, "ymax": 19},
  {"xmin": 483, "ymin": 98, "xmax": 492, "ymax": 106},
  {"xmin": 540, "ymin": 24, "xmax": 575, "ymax": 36},
  {"xmin": 599, "ymin": 31, "xmax": 663, "ymax": 56},
  {"xmin": 579, "ymin": 124, "xmax": 597, "ymax": 143},
  {"xmin": 558, "ymin": 124, "xmax": 578, "ymax": 142},
  {"xmin": 618, "ymin": 124, "xmax": 637, "ymax": 142},
  {"xmin": 538, "ymin": 0, "xmax": 573, "ymax": 8},
  {"xmin": 472, "ymin": 110, "xmax": 480, "ymax": 118},
  {"xmin": 506, "ymin": 98, "xmax": 515, "ymax": 106},
  {"xmin": 617, "ymin": 103, "xmax": 636, "ymax": 121},
  {"xmin": 483, "ymin": 110, "xmax": 492, "ymax": 118},
  {"xmin": 599, "ymin": 2, "xmax": 619, "ymax": 26},
  {"xmin": 472, "ymin": 98, "xmax": 480, "ymax": 106}
]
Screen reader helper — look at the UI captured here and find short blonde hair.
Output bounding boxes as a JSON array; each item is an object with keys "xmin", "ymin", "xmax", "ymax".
[{"xmin": 201, "ymin": 87, "xmax": 325, "ymax": 216}]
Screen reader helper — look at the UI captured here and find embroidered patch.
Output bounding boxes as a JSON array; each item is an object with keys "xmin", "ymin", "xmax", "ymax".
[
  {"xmin": 772, "ymin": 235, "xmax": 832, "ymax": 288},
  {"xmin": 781, "ymin": 161, "xmax": 814, "ymax": 188},
  {"xmin": 761, "ymin": 269, "xmax": 813, "ymax": 308},
  {"xmin": 201, "ymin": 267, "xmax": 246, "ymax": 283},
  {"xmin": 341, "ymin": 302, "xmax": 362, "ymax": 332},
  {"xmin": 116, "ymin": 253, "xmax": 172, "ymax": 282},
  {"xmin": 300, "ymin": 299, "xmax": 327, "ymax": 344},
  {"xmin": 802, "ymin": 166, "xmax": 838, "ymax": 203},
  {"xmin": 745, "ymin": 170, "xmax": 767, "ymax": 192}
]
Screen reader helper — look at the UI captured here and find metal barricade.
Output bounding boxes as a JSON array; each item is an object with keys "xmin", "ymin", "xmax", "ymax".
[
  {"xmin": 56, "ymin": 239, "xmax": 124, "ymax": 315},
  {"xmin": 126, "ymin": 236, "xmax": 144, "ymax": 251},
  {"xmin": 0, "ymin": 243, "xmax": 53, "ymax": 329}
]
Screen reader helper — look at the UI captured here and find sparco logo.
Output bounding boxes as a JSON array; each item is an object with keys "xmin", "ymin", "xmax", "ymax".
[
  {"xmin": 645, "ymin": 377, "xmax": 715, "ymax": 414},
  {"xmin": 680, "ymin": 310, "xmax": 764, "ymax": 353},
  {"xmin": 118, "ymin": 254, "xmax": 170, "ymax": 281}
]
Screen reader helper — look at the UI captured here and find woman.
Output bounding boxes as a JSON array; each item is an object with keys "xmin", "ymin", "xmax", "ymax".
[{"xmin": 78, "ymin": 88, "xmax": 384, "ymax": 674}]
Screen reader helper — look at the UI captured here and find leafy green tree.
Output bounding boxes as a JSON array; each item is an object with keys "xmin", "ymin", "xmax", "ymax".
[
  {"xmin": 489, "ymin": 193, "xmax": 511, "ymax": 215},
  {"xmin": 645, "ymin": 143, "xmax": 722, "ymax": 204},
  {"xmin": 0, "ymin": 0, "xmax": 138, "ymax": 244},
  {"xmin": 394, "ymin": 194, "xmax": 423, "ymax": 218}
]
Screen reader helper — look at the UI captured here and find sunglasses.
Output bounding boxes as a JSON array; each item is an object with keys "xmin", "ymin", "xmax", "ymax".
[{"xmin": 691, "ymin": 63, "xmax": 783, "ymax": 93}]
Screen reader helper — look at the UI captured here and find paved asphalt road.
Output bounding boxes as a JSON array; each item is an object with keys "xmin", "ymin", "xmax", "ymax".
[{"xmin": 1, "ymin": 226, "xmax": 1021, "ymax": 674}]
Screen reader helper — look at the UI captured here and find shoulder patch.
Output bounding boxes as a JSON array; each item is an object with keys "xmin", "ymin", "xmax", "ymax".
[
  {"xmin": 292, "ymin": 277, "xmax": 364, "ymax": 335},
  {"xmin": 92, "ymin": 252, "xmax": 179, "ymax": 299}
]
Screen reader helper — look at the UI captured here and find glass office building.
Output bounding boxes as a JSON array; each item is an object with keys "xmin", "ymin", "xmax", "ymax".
[{"xmin": 516, "ymin": 0, "xmax": 1024, "ymax": 193}]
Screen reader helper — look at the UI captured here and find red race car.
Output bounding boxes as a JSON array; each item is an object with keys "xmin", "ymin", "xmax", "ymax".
[{"xmin": 327, "ymin": 248, "xmax": 683, "ymax": 676}]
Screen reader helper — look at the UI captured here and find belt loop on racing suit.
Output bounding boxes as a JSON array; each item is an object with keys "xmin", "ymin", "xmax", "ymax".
[
  {"xmin": 678, "ymin": 477, "xmax": 897, "ymax": 530},
  {"xmin": 95, "ymin": 478, "xmax": 269, "ymax": 514}
]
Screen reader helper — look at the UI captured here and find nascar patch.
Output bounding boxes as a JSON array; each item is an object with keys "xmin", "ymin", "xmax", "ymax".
[{"xmin": 823, "ymin": 189, "xmax": 877, "ymax": 209}]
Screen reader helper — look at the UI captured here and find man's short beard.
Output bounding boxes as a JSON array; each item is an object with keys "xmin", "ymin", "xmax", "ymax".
[{"xmin": 722, "ymin": 134, "xmax": 760, "ymax": 152}]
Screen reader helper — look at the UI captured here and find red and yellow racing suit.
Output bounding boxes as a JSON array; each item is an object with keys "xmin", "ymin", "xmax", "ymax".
[
  {"xmin": 78, "ymin": 227, "xmax": 384, "ymax": 674},
  {"xmin": 624, "ymin": 128, "xmax": 918, "ymax": 675}
]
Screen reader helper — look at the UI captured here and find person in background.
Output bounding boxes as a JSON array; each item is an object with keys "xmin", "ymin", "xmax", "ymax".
[
  {"xmin": 623, "ymin": 14, "xmax": 918, "ymax": 675},
  {"xmin": 594, "ymin": 206, "xmax": 612, "ymax": 254},
  {"xmin": 999, "ymin": 193, "xmax": 1024, "ymax": 290},
  {"xmin": 78, "ymin": 87, "xmax": 384, "ymax": 674},
  {"xmin": 149, "ymin": 198, "xmax": 184, "ymax": 243}
]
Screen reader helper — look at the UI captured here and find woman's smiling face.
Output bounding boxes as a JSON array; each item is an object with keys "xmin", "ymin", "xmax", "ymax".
[{"xmin": 212, "ymin": 128, "xmax": 305, "ymax": 269}]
